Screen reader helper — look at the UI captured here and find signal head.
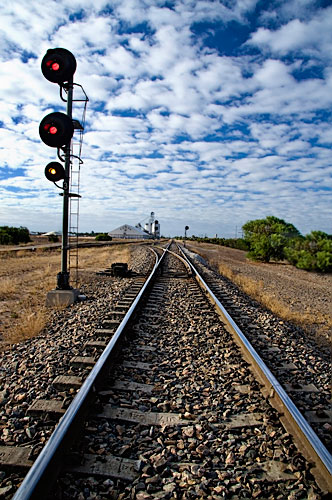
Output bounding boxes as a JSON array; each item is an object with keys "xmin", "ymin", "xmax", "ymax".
[
  {"xmin": 44, "ymin": 162, "xmax": 65, "ymax": 182},
  {"xmin": 39, "ymin": 112, "xmax": 74, "ymax": 147},
  {"xmin": 41, "ymin": 48, "xmax": 77, "ymax": 84}
]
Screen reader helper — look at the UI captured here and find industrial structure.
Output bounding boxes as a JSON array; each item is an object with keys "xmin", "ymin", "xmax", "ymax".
[{"xmin": 108, "ymin": 212, "xmax": 160, "ymax": 240}]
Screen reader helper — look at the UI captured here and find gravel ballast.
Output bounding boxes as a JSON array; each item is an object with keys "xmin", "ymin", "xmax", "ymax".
[
  {"xmin": 0, "ymin": 243, "xmax": 330, "ymax": 499},
  {"xmin": 0, "ymin": 245, "xmax": 154, "ymax": 497}
]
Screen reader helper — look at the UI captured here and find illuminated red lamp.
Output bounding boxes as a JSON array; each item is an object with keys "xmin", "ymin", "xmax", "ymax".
[
  {"xmin": 41, "ymin": 48, "xmax": 76, "ymax": 84},
  {"xmin": 50, "ymin": 62, "xmax": 60, "ymax": 71},
  {"xmin": 39, "ymin": 112, "xmax": 74, "ymax": 147}
]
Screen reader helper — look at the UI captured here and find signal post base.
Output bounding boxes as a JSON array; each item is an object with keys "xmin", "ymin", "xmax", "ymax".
[{"xmin": 46, "ymin": 288, "xmax": 80, "ymax": 307}]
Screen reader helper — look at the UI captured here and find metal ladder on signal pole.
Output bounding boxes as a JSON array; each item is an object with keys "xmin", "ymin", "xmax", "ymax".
[
  {"xmin": 68, "ymin": 143, "xmax": 81, "ymax": 287},
  {"xmin": 68, "ymin": 85, "xmax": 88, "ymax": 288}
]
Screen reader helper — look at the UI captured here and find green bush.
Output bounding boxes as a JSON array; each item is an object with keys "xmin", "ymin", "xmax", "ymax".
[
  {"xmin": 0, "ymin": 226, "xmax": 31, "ymax": 245},
  {"xmin": 180, "ymin": 222, "xmax": 331, "ymax": 273},
  {"xmin": 316, "ymin": 251, "xmax": 332, "ymax": 272},
  {"xmin": 48, "ymin": 234, "xmax": 59, "ymax": 243},
  {"xmin": 284, "ymin": 231, "xmax": 332, "ymax": 272},
  {"xmin": 293, "ymin": 250, "xmax": 316, "ymax": 271},
  {"xmin": 95, "ymin": 233, "xmax": 112, "ymax": 241},
  {"xmin": 243, "ymin": 216, "xmax": 300, "ymax": 262}
]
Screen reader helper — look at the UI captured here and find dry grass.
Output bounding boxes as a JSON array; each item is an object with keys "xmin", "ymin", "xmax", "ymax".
[
  {"xmin": 13, "ymin": 308, "xmax": 48, "ymax": 343},
  {"xmin": 216, "ymin": 261, "xmax": 328, "ymax": 330},
  {"xmin": 0, "ymin": 277, "xmax": 18, "ymax": 299},
  {"xmin": 192, "ymin": 246, "xmax": 332, "ymax": 340},
  {"xmin": 0, "ymin": 244, "xmax": 134, "ymax": 346},
  {"xmin": 77, "ymin": 245, "xmax": 132, "ymax": 275}
]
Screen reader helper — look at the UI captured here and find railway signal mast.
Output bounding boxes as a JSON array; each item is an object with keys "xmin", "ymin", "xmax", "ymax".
[{"xmin": 39, "ymin": 48, "xmax": 88, "ymax": 305}]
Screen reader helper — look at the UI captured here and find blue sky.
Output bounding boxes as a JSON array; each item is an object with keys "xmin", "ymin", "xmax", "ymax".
[{"xmin": 0, "ymin": 0, "xmax": 331, "ymax": 237}]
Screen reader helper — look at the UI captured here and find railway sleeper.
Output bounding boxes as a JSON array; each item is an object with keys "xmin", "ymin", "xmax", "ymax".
[
  {"xmin": 104, "ymin": 311, "xmax": 127, "ymax": 319},
  {"xmin": 85, "ymin": 340, "xmax": 108, "ymax": 349},
  {"xmin": 114, "ymin": 303, "xmax": 133, "ymax": 310},
  {"xmin": 94, "ymin": 328, "xmax": 117, "ymax": 336},
  {"xmin": 305, "ymin": 410, "xmax": 332, "ymax": 424},
  {"xmin": 0, "ymin": 446, "xmax": 33, "ymax": 470},
  {"xmin": 283, "ymin": 383, "xmax": 319, "ymax": 393},
  {"xmin": 64, "ymin": 454, "xmax": 298, "ymax": 486},
  {"xmin": 70, "ymin": 356, "xmax": 95, "ymax": 368},
  {"xmin": 101, "ymin": 320, "xmax": 121, "ymax": 329},
  {"xmin": 122, "ymin": 361, "xmax": 153, "ymax": 370},
  {"xmin": 100, "ymin": 380, "xmax": 154, "ymax": 394},
  {"xmin": 27, "ymin": 399, "xmax": 66, "ymax": 417},
  {"xmin": 66, "ymin": 453, "xmax": 141, "ymax": 481},
  {"xmin": 275, "ymin": 362, "xmax": 298, "ymax": 370},
  {"xmin": 53, "ymin": 375, "xmax": 82, "ymax": 390},
  {"xmin": 96, "ymin": 406, "xmax": 193, "ymax": 426}
]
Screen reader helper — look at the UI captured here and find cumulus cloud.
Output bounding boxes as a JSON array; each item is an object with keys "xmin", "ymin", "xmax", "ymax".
[
  {"xmin": 0, "ymin": 0, "xmax": 331, "ymax": 236},
  {"xmin": 248, "ymin": 6, "xmax": 332, "ymax": 61}
]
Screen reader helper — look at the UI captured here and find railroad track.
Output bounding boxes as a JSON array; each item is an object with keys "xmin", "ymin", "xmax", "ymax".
[
  {"xmin": 180, "ymin": 245, "xmax": 332, "ymax": 451},
  {"xmin": 1, "ymin": 242, "xmax": 331, "ymax": 498}
]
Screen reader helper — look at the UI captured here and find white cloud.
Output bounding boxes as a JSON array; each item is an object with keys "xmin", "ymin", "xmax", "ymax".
[
  {"xmin": 0, "ymin": 1, "xmax": 331, "ymax": 237},
  {"xmin": 253, "ymin": 59, "xmax": 294, "ymax": 88},
  {"xmin": 248, "ymin": 7, "xmax": 332, "ymax": 60}
]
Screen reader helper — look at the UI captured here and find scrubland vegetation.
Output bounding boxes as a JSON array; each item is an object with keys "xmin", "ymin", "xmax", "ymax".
[
  {"xmin": 95, "ymin": 233, "xmax": 113, "ymax": 241},
  {"xmin": 183, "ymin": 216, "xmax": 332, "ymax": 273},
  {"xmin": 186, "ymin": 240, "xmax": 332, "ymax": 343},
  {"xmin": 0, "ymin": 244, "xmax": 132, "ymax": 345},
  {"xmin": 0, "ymin": 226, "xmax": 31, "ymax": 245}
]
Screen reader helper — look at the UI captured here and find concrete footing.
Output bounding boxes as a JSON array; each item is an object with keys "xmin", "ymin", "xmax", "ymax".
[{"xmin": 46, "ymin": 288, "xmax": 80, "ymax": 307}]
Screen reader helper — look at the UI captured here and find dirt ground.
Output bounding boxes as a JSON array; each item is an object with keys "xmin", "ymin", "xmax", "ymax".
[
  {"xmin": 0, "ymin": 244, "xmax": 131, "ymax": 346},
  {"xmin": 0, "ymin": 235, "xmax": 94, "ymax": 251},
  {"xmin": 186, "ymin": 241, "xmax": 332, "ymax": 345},
  {"xmin": 1, "ymin": 239, "xmax": 331, "ymax": 348}
]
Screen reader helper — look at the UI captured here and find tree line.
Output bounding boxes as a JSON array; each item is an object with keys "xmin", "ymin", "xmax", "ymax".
[
  {"xmin": 2, "ymin": 220, "xmax": 331, "ymax": 272},
  {"xmin": 183, "ymin": 216, "xmax": 332, "ymax": 273},
  {"xmin": 0, "ymin": 226, "xmax": 31, "ymax": 245}
]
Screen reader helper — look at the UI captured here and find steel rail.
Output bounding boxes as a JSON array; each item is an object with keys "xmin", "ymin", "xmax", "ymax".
[
  {"xmin": 178, "ymin": 244, "xmax": 332, "ymax": 493},
  {"xmin": 159, "ymin": 247, "xmax": 192, "ymax": 274},
  {"xmin": 13, "ymin": 245, "xmax": 169, "ymax": 500}
]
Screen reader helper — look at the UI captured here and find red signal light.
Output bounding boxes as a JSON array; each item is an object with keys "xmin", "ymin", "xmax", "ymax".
[
  {"xmin": 43, "ymin": 123, "xmax": 57, "ymax": 134},
  {"xmin": 41, "ymin": 48, "xmax": 76, "ymax": 84},
  {"xmin": 39, "ymin": 112, "xmax": 74, "ymax": 147},
  {"xmin": 45, "ymin": 59, "xmax": 60, "ymax": 71}
]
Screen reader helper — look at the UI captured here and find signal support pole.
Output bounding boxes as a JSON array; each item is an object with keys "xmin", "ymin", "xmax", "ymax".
[
  {"xmin": 46, "ymin": 78, "xmax": 80, "ymax": 306},
  {"xmin": 57, "ymin": 78, "xmax": 73, "ymax": 291},
  {"xmin": 40, "ymin": 48, "xmax": 87, "ymax": 306}
]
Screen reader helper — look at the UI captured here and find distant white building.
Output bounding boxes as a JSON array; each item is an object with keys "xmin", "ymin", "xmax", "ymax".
[
  {"xmin": 42, "ymin": 231, "xmax": 62, "ymax": 236},
  {"xmin": 108, "ymin": 224, "xmax": 152, "ymax": 240}
]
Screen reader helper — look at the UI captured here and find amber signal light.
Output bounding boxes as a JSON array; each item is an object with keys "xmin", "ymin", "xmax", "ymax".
[{"xmin": 44, "ymin": 162, "xmax": 65, "ymax": 182}]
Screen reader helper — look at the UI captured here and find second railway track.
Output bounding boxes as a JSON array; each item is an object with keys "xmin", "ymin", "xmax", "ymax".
[{"xmin": 1, "ymin": 242, "xmax": 331, "ymax": 499}]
